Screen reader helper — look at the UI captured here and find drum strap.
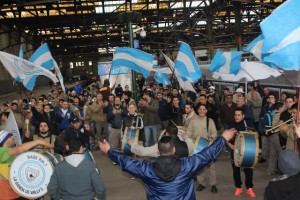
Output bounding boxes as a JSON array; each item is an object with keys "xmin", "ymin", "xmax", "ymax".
[
  {"xmin": 0, "ymin": 174, "xmax": 8, "ymax": 184},
  {"xmin": 206, "ymin": 117, "xmax": 209, "ymax": 132},
  {"xmin": 243, "ymin": 120, "xmax": 248, "ymax": 129}
]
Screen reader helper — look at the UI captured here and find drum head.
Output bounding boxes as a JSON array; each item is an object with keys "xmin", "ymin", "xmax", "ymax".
[
  {"xmin": 9, "ymin": 151, "xmax": 53, "ymax": 199},
  {"xmin": 234, "ymin": 134, "xmax": 244, "ymax": 167}
]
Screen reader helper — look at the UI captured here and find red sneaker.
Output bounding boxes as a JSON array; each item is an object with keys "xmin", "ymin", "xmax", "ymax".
[
  {"xmin": 234, "ymin": 188, "xmax": 242, "ymax": 196},
  {"xmin": 247, "ymin": 188, "xmax": 256, "ymax": 198}
]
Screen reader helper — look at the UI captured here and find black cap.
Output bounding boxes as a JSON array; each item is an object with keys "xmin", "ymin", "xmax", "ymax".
[{"xmin": 70, "ymin": 116, "xmax": 80, "ymax": 123}]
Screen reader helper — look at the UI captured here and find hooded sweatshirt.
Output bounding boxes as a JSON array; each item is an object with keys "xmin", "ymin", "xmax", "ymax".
[
  {"xmin": 47, "ymin": 154, "xmax": 106, "ymax": 200},
  {"xmin": 264, "ymin": 149, "xmax": 300, "ymax": 200}
]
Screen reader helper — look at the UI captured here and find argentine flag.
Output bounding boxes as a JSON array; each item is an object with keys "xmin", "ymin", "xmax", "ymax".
[
  {"xmin": 0, "ymin": 51, "xmax": 59, "ymax": 91},
  {"xmin": 111, "ymin": 47, "xmax": 154, "ymax": 78},
  {"xmin": 19, "ymin": 47, "xmax": 24, "ymax": 59},
  {"xmin": 264, "ymin": 42, "xmax": 300, "ymax": 70},
  {"xmin": 154, "ymin": 66, "xmax": 171, "ymax": 86},
  {"xmin": 244, "ymin": 35, "xmax": 264, "ymax": 61},
  {"xmin": 260, "ymin": 0, "xmax": 300, "ymax": 54},
  {"xmin": 209, "ymin": 50, "xmax": 242, "ymax": 75},
  {"xmin": 174, "ymin": 42, "xmax": 201, "ymax": 81},
  {"xmin": 30, "ymin": 43, "xmax": 55, "ymax": 70}
]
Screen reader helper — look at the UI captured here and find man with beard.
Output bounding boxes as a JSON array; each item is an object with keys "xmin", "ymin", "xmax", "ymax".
[
  {"xmin": 23, "ymin": 121, "xmax": 57, "ymax": 151},
  {"xmin": 107, "ymin": 97, "xmax": 127, "ymax": 148}
]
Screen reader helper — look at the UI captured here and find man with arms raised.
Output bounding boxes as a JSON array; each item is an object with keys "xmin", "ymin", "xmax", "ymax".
[{"xmin": 99, "ymin": 128, "xmax": 236, "ymax": 200}]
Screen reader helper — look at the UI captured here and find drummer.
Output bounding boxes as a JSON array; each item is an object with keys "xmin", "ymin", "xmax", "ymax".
[
  {"xmin": 227, "ymin": 107, "xmax": 256, "ymax": 198},
  {"xmin": 23, "ymin": 120, "xmax": 57, "ymax": 152},
  {"xmin": 128, "ymin": 125, "xmax": 194, "ymax": 158},
  {"xmin": 176, "ymin": 103, "xmax": 197, "ymax": 133},
  {"xmin": 0, "ymin": 130, "xmax": 52, "ymax": 199}
]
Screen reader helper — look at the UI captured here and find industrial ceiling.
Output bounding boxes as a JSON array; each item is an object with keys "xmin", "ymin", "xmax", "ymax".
[{"xmin": 0, "ymin": 0, "xmax": 283, "ymax": 59}]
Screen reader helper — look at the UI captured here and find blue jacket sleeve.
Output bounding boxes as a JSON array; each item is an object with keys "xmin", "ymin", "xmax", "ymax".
[
  {"xmin": 184, "ymin": 136, "xmax": 226, "ymax": 176},
  {"xmin": 107, "ymin": 149, "xmax": 150, "ymax": 180}
]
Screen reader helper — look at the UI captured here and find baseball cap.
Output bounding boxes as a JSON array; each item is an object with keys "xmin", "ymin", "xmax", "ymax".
[
  {"xmin": 235, "ymin": 88, "xmax": 245, "ymax": 93},
  {"xmin": 209, "ymin": 86, "xmax": 215, "ymax": 90},
  {"xmin": 0, "ymin": 130, "xmax": 13, "ymax": 147},
  {"xmin": 70, "ymin": 116, "xmax": 80, "ymax": 123},
  {"xmin": 278, "ymin": 149, "xmax": 300, "ymax": 176}
]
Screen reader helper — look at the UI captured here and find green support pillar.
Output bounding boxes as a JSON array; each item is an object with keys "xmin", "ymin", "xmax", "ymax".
[{"xmin": 128, "ymin": 21, "xmax": 138, "ymax": 101}]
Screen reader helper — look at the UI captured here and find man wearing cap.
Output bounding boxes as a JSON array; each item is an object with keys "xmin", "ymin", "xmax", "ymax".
[
  {"xmin": 0, "ymin": 130, "xmax": 52, "ymax": 199},
  {"xmin": 233, "ymin": 88, "xmax": 245, "ymax": 104},
  {"xmin": 264, "ymin": 149, "xmax": 300, "ymax": 200},
  {"xmin": 66, "ymin": 116, "xmax": 92, "ymax": 151},
  {"xmin": 208, "ymin": 86, "xmax": 220, "ymax": 108}
]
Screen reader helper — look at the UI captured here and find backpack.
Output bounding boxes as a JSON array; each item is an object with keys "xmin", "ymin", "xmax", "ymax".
[{"xmin": 258, "ymin": 111, "xmax": 274, "ymax": 135}]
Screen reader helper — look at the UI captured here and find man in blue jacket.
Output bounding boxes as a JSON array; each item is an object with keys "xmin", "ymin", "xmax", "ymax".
[{"xmin": 99, "ymin": 128, "xmax": 236, "ymax": 200}]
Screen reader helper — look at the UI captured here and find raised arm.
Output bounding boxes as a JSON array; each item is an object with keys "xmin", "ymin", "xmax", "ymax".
[{"xmin": 8, "ymin": 140, "xmax": 52, "ymax": 156}]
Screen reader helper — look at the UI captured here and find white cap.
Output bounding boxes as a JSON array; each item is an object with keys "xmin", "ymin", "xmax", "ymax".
[
  {"xmin": 235, "ymin": 88, "xmax": 245, "ymax": 93},
  {"xmin": 209, "ymin": 86, "xmax": 215, "ymax": 90}
]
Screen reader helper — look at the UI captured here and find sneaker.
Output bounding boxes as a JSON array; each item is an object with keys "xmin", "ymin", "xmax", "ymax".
[
  {"xmin": 112, "ymin": 162, "xmax": 117, "ymax": 165},
  {"xmin": 234, "ymin": 188, "xmax": 242, "ymax": 196},
  {"xmin": 211, "ymin": 185, "xmax": 218, "ymax": 193},
  {"xmin": 247, "ymin": 188, "xmax": 256, "ymax": 198}
]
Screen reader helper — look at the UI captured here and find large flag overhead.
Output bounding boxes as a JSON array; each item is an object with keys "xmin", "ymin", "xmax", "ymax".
[
  {"xmin": 0, "ymin": 51, "xmax": 59, "ymax": 91},
  {"xmin": 163, "ymin": 53, "xmax": 196, "ymax": 93},
  {"xmin": 244, "ymin": 34, "xmax": 264, "ymax": 61},
  {"xmin": 260, "ymin": 0, "xmax": 300, "ymax": 54},
  {"xmin": 174, "ymin": 42, "xmax": 201, "ymax": 81},
  {"xmin": 154, "ymin": 67, "xmax": 171, "ymax": 86},
  {"xmin": 4, "ymin": 111, "xmax": 22, "ymax": 146},
  {"xmin": 111, "ymin": 47, "xmax": 154, "ymax": 77},
  {"xmin": 30, "ymin": 43, "xmax": 66, "ymax": 93},
  {"xmin": 209, "ymin": 49, "xmax": 243, "ymax": 75},
  {"xmin": 30, "ymin": 43, "xmax": 55, "ymax": 70},
  {"xmin": 212, "ymin": 61, "xmax": 281, "ymax": 82},
  {"xmin": 263, "ymin": 42, "xmax": 300, "ymax": 70}
]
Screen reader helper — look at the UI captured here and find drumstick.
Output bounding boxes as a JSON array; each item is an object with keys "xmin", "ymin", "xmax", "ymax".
[
  {"xmin": 25, "ymin": 119, "xmax": 29, "ymax": 132},
  {"xmin": 170, "ymin": 119, "xmax": 177, "ymax": 127}
]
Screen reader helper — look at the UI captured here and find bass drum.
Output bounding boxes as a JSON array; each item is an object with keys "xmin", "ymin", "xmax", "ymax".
[
  {"xmin": 193, "ymin": 136, "xmax": 209, "ymax": 154},
  {"xmin": 121, "ymin": 128, "xmax": 140, "ymax": 156},
  {"xmin": 9, "ymin": 150, "xmax": 63, "ymax": 199},
  {"xmin": 234, "ymin": 131, "xmax": 259, "ymax": 168}
]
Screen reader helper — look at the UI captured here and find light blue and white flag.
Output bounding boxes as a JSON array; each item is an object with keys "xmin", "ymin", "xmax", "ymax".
[
  {"xmin": 154, "ymin": 66, "xmax": 171, "ymax": 86},
  {"xmin": 209, "ymin": 50, "xmax": 242, "ymax": 75},
  {"xmin": 264, "ymin": 41, "xmax": 300, "ymax": 70},
  {"xmin": 174, "ymin": 42, "xmax": 201, "ymax": 81},
  {"xmin": 4, "ymin": 111, "xmax": 22, "ymax": 146},
  {"xmin": 0, "ymin": 51, "xmax": 59, "ymax": 91},
  {"xmin": 260, "ymin": 0, "xmax": 300, "ymax": 54},
  {"xmin": 30, "ymin": 43, "xmax": 66, "ymax": 93},
  {"xmin": 162, "ymin": 53, "xmax": 196, "ymax": 93},
  {"xmin": 244, "ymin": 34, "xmax": 264, "ymax": 61},
  {"xmin": 19, "ymin": 46, "xmax": 24, "ymax": 59},
  {"xmin": 30, "ymin": 43, "xmax": 54, "ymax": 70},
  {"xmin": 111, "ymin": 47, "xmax": 154, "ymax": 77}
]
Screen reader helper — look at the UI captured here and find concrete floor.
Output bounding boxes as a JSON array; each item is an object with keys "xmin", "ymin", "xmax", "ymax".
[{"xmin": 93, "ymin": 148, "xmax": 272, "ymax": 200}]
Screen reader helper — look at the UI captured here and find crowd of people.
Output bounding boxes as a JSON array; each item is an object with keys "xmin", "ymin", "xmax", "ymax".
[{"xmin": 0, "ymin": 77, "xmax": 300, "ymax": 199}]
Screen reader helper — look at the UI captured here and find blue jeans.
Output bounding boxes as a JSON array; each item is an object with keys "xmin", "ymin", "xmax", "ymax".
[{"xmin": 144, "ymin": 125, "xmax": 160, "ymax": 147}]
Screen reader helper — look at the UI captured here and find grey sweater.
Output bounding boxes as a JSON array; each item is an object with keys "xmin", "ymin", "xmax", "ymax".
[{"xmin": 47, "ymin": 155, "xmax": 106, "ymax": 200}]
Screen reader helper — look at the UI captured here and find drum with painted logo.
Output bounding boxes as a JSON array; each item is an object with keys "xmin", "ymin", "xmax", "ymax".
[
  {"xmin": 9, "ymin": 150, "xmax": 63, "ymax": 199},
  {"xmin": 234, "ymin": 131, "xmax": 259, "ymax": 168},
  {"xmin": 193, "ymin": 136, "xmax": 209, "ymax": 154},
  {"xmin": 121, "ymin": 127, "xmax": 140, "ymax": 156}
]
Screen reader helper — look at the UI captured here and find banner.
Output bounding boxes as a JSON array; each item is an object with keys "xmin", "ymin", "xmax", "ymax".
[{"xmin": 98, "ymin": 63, "xmax": 128, "ymax": 76}]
